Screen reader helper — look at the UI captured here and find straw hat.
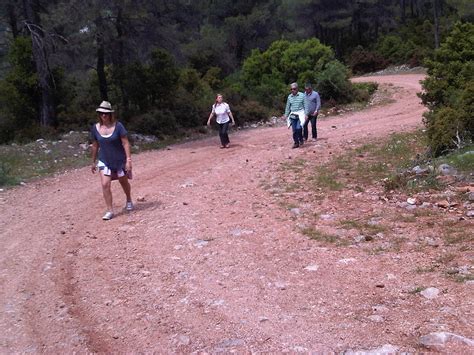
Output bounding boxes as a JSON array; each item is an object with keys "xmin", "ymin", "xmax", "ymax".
[{"xmin": 96, "ymin": 101, "xmax": 114, "ymax": 113}]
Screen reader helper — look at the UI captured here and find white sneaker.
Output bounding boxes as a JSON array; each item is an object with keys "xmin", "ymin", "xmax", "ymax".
[
  {"xmin": 125, "ymin": 201, "xmax": 134, "ymax": 211},
  {"xmin": 102, "ymin": 211, "xmax": 114, "ymax": 220}
]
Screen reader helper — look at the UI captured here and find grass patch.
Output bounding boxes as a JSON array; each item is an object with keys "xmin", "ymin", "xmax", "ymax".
[
  {"xmin": 450, "ymin": 274, "xmax": 474, "ymax": 283},
  {"xmin": 0, "ymin": 132, "xmax": 91, "ymax": 187},
  {"xmin": 301, "ymin": 227, "xmax": 342, "ymax": 244},
  {"xmin": 409, "ymin": 286, "xmax": 426, "ymax": 294},
  {"xmin": 416, "ymin": 266, "xmax": 437, "ymax": 273},
  {"xmin": 437, "ymin": 145, "xmax": 474, "ymax": 173},
  {"xmin": 310, "ymin": 166, "xmax": 344, "ymax": 191},
  {"xmin": 443, "ymin": 231, "xmax": 474, "ymax": 245},
  {"xmin": 339, "ymin": 218, "xmax": 387, "ymax": 236},
  {"xmin": 312, "ymin": 130, "xmax": 430, "ymax": 193},
  {"xmin": 279, "ymin": 158, "xmax": 307, "ymax": 173},
  {"xmin": 436, "ymin": 253, "xmax": 457, "ymax": 265}
]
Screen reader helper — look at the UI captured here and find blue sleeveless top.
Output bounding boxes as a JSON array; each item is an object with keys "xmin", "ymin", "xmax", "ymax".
[{"xmin": 91, "ymin": 122, "xmax": 128, "ymax": 171}]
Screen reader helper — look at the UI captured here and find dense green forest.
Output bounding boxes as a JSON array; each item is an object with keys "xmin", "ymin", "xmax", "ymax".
[{"xmin": 0, "ymin": 0, "xmax": 472, "ymax": 155}]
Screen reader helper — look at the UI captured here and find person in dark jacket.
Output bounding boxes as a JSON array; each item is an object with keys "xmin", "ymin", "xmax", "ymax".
[{"xmin": 303, "ymin": 82, "xmax": 321, "ymax": 141}]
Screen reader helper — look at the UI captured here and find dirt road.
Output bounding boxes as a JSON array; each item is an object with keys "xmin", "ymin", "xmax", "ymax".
[{"xmin": 1, "ymin": 74, "xmax": 472, "ymax": 353}]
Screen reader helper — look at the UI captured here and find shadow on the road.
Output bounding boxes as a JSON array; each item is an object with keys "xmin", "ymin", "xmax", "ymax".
[{"xmin": 113, "ymin": 200, "xmax": 162, "ymax": 218}]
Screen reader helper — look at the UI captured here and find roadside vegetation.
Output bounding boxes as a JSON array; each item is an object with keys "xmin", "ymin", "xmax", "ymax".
[{"xmin": 270, "ymin": 127, "xmax": 473, "ymax": 282}]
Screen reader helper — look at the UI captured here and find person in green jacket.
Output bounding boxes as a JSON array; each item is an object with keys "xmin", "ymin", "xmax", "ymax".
[{"xmin": 283, "ymin": 82, "xmax": 307, "ymax": 148}]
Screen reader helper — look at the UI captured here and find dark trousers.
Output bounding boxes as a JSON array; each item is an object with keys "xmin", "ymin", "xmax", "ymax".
[
  {"xmin": 218, "ymin": 121, "xmax": 230, "ymax": 146},
  {"xmin": 290, "ymin": 118, "xmax": 303, "ymax": 144},
  {"xmin": 303, "ymin": 114, "xmax": 318, "ymax": 140}
]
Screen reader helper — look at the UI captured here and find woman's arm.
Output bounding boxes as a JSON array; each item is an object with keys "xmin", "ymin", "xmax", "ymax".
[
  {"xmin": 207, "ymin": 109, "xmax": 214, "ymax": 126},
  {"xmin": 91, "ymin": 141, "xmax": 99, "ymax": 173},
  {"xmin": 121, "ymin": 135, "xmax": 132, "ymax": 172},
  {"xmin": 229, "ymin": 111, "xmax": 235, "ymax": 125}
]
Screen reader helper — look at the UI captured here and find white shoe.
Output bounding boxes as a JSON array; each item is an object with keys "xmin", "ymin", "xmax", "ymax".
[
  {"xmin": 102, "ymin": 211, "xmax": 114, "ymax": 220},
  {"xmin": 125, "ymin": 201, "xmax": 134, "ymax": 211}
]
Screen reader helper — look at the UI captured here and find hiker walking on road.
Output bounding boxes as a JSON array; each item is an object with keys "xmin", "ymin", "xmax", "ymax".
[
  {"xmin": 283, "ymin": 82, "xmax": 307, "ymax": 148},
  {"xmin": 207, "ymin": 94, "xmax": 235, "ymax": 148},
  {"xmin": 303, "ymin": 82, "xmax": 321, "ymax": 141},
  {"xmin": 90, "ymin": 101, "xmax": 133, "ymax": 220}
]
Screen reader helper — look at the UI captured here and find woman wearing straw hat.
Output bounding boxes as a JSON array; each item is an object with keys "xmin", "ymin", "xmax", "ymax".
[{"xmin": 90, "ymin": 101, "xmax": 133, "ymax": 220}]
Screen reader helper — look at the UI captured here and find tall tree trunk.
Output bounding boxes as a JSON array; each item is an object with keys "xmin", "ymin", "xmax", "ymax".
[
  {"xmin": 433, "ymin": 0, "xmax": 440, "ymax": 48},
  {"xmin": 95, "ymin": 16, "xmax": 108, "ymax": 101},
  {"xmin": 6, "ymin": 3, "xmax": 19, "ymax": 38},
  {"xmin": 96, "ymin": 32, "xmax": 108, "ymax": 101},
  {"xmin": 115, "ymin": 6, "xmax": 128, "ymax": 108},
  {"xmin": 400, "ymin": 0, "xmax": 406, "ymax": 24},
  {"xmin": 23, "ymin": 0, "xmax": 56, "ymax": 127}
]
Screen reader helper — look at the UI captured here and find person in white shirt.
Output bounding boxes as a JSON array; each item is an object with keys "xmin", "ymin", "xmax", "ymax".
[{"xmin": 207, "ymin": 94, "xmax": 236, "ymax": 148}]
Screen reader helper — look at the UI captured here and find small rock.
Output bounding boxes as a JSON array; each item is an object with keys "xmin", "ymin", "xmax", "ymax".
[
  {"xmin": 407, "ymin": 197, "xmax": 417, "ymax": 205},
  {"xmin": 345, "ymin": 344, "xmax": 399, "ymax": 354},
  {"xmin": 436, "ymin": 200, "xmax": 450, "ymax": 208},
  {"xmin": 412, "ymin": 166, "xmax": 429, "ymax": 175},
  {"xmin": 466, "ymin": 210, "xmax": 474, "ymax": 218},
  {"xmin": 216, "ymin": 338, "xmax": 245, "ymax": 348},
  {"xmin": 368, "ymin": 315, "xmax": 384, "ymax": 322},
  {"xmin": 136, "ymin": 196, "xmax": 146, "ymax": 202},
  {"xmin": 274, "ymin": 281, "xmax": 287, "ymax": 290},
  {"xmin": 194, "ymin": 240, "xmax": 209, "ymax": 248},
  {"xmin": 290, "ymin": 208, "xmax": 301, "ymax": 215},
  {"xmin": 468, "ymin": 192, "xmax": 474, "ymax": 202},
  {"xmin": 292, "ymin": 346, "xmax": 308, "ymax": 352},
  {"xmin": 437, "ymin": 163, "xmax": 457, "ymax": 176},
  {"xmin": 426, "ymin": 238, "xmax": 440, "ymax": 247},
  {"xmin": 372, "ymin": 305, "xmax": 389, "ymax": 313},
  {"xmin": 258, "ymin": 316, "xmax": 269, "ymax": 322},
  {"xmin": 420, "ymin": 287, "xmax": 440, "ymax": 299},
  {"xmin": 176, "ymin": 334, "xmax": 191, "ymax": 346},
  {"xmin": 419, "ymin": 332, "xmax": 474, "ymax": 349},
  {"xmin": 211, "ymin": 299, "xmax": 225, "ymax": 306},
  {"xmin": 304, "ymin": 264, "xmax": 319, "ymax": 272},
  {"xmin": 319, "ymin": 214, "xmax": 334, "ymax": 220},
  {"xmin": 338, "ymin": 258, "xmax": 357, "ymax": 264}
]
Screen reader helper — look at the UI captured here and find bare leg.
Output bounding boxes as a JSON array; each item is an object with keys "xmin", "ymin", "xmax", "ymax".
[
  {"xmin": 100, "ymin": 172, "xmax": 113, "ymax": 211},
  {"xmin": 118, "ymin": 175, "xmax": 132, "ymax": 202}
]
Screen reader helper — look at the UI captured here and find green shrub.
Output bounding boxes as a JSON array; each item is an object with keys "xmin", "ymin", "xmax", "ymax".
[
  {"xmin": 232, "ymin": 100, "xmax": 269, "ymax": 124},
  {"xmin": 376, "ymin": 34, "xmax": 416, "ymax": 64},
  {"xmin": 241, "ymin": 38, "xmax": 351, "ymax": 106},
  {"xmin": 318, "ymin": 60, "xmax": 354, "ymax": 103},
  {"xmin": 348, "ymin": 46, "xmax": 389, "ymax": 74},
  {"xmin": 420, "ymin": 22, "xmax": 474, "ymax": 156},
  {"xmin": 129, "ymin": 109, "xmax": 179, "ymax": 137},
  {"xmin": 0, "ymin": 37, "xmax": 39, "ymax": 143},
  {"xmin": 352, "ymin": 82, "xmax": 378, "ymax": 102}
]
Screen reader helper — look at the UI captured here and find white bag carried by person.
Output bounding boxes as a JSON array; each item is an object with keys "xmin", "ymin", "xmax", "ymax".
[{"xmin": 287, "ymin": 109, "xmax": 306, "ymax": 128}]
